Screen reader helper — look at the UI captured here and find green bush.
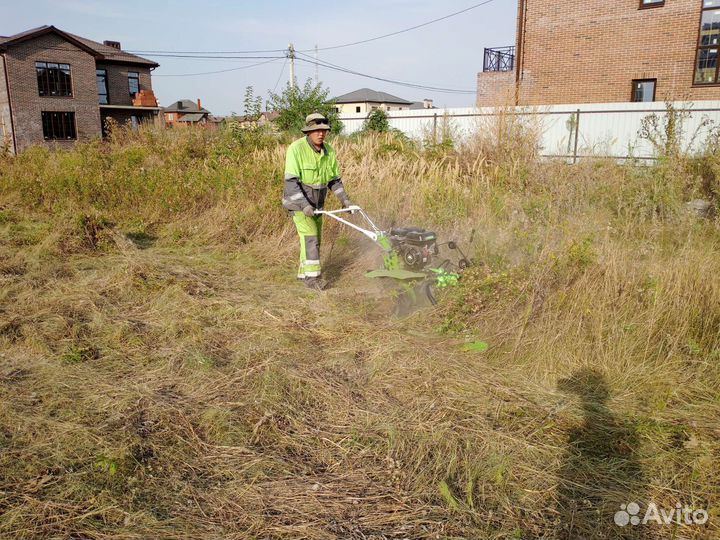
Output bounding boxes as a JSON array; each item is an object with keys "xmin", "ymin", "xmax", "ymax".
[{"xmin": 267, "ymin": 78, "xmax": 343, "ymax": 134}]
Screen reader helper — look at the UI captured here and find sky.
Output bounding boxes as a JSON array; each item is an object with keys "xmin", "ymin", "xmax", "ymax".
[{"xmin": 4, "ymin": 0, "xmax": 518, "ymax": 115}]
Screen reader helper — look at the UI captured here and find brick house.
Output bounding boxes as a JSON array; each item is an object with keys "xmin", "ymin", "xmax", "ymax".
[
  {"xmin": 163, "ymin": 99, "xmax": 211, "ymax": 126},
  {"xmin": 477, "ymin": 0, "xmax": 720, "ymax": 106},
  {"xmin": 0, "ymin": 25, "xmax": 160, "ymax": 154}
]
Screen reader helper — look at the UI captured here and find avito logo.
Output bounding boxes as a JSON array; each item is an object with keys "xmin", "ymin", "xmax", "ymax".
[{"xmin": 614, "ymin": 501, "xmax": 708, "ymax": 527}]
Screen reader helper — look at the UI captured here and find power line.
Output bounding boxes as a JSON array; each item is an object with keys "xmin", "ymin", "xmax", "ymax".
[
  {"xmin": 150, "ymin": 56, "xmax": 281, "ymax": 64},
  {"xmin": 299, "ymin": 0, "xmax": 498, "ymax": 52},
  {"xmin": 272, "ymin": 58, "xmax": 288, "ymax": 92},
  {"xmin": 37, "ymin": 45, "xmax": 282, "ymax": 62},
  {"xmin": 131, "ymin": 53, "xmax": 285, "ymax": 60},
  {"xmin": 38, "ymin": 43, "xmax": 475, "ymax": 92},
  {"xmin": 127, "ymin": 47, "xmax": 287, "ymax": 54},
  {"xmin": 295, "ymin": 52, "xmax": 476, "ymax": 94},
  {"xmin": 37, "ymin": 2, "xmax": 491, "ymax": 92},
  {"xmin": 154, "ymin": 57, "xmax": 283, "ymax": 77},
  {"xmin": 117, "ymin": 1, "xmax": 498, "ymax": 56}
]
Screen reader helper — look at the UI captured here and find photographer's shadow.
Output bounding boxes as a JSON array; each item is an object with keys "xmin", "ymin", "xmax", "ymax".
[{"xmin": 555, "ymin": 368, "xmax": 645, "ymax": 539}]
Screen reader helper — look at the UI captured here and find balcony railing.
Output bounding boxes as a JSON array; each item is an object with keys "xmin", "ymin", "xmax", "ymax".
[{"xmin": 483, "ymin": 46, "xmax": 515, "ymax": 72}]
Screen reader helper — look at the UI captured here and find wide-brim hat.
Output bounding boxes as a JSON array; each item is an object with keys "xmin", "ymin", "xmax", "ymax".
[{"xmin": 301, "ymin": 113, "xmax": 331, "ymax": 132}]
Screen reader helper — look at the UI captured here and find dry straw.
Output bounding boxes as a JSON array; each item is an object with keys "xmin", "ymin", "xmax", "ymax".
[{"xmin": 0, "ymin": 121, "xmax": 718, "ymax": 538}]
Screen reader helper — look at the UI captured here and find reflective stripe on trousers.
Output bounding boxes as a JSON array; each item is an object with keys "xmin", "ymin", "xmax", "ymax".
[{"xmin": 292, "ymin": 211, "xmax": 322, "ymax": 279}]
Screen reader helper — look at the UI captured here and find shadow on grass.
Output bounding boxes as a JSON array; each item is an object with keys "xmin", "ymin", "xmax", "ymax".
[
  {"xmin": 555, "ymin": 368, "xmax": 646, "ymax": 540},
  {"xmin": 322, "ymin": 242, "xmax": 357, "ymax": 287},
  {"xmin": 126, "ymin": 231, "xmax": 158, "ymax": 250}
]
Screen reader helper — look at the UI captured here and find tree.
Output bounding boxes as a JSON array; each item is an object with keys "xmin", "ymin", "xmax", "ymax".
[
  {"xmin": 268, "ymin": 78, "xmax": 342, "ymax": 134},
  {"xmin": 362, "ymin": 109, "xmax": 390, "ymax": 133},
  {"xmin": 243, "ymin": 86, "xmax": 262, "ymax": 120}
]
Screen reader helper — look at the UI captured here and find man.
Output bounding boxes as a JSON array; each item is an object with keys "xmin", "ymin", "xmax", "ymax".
[{"xmin": 282, "ymin": 113, "xmax": 353, "ymax": 290}]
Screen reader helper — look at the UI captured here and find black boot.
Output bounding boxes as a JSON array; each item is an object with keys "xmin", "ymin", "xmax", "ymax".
[{"xmin": 304, "ymin": 277, "xmax": 327, "ymax": 291}]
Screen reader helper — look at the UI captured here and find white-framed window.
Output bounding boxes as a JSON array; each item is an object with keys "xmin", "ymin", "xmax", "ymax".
[
  {"xmin": 696, "ymin": 0, "xmax": 720, "ymax": 83},
  {"xmin": 631, "ymin": 79, "xmax": 656, "ymax": 101}
]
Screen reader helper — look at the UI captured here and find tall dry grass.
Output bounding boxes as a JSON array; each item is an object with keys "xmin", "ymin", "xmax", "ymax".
[{"xmin": 0, "ymin": 121, "xmax": 719, "ymax": 539}]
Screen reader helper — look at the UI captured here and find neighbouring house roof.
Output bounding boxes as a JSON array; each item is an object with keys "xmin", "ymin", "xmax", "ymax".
[
  {"xmin": 231, "ymin": 115, "xmax": 255, "ymax": 122},
  {"xmin": 333, "ymin": 88, "xmax": 413, "ymax": 105},
  {"xmin": 261, "ymin": 111, "xmax": 280, "ymax": 121},
  {"xmin": 227, "ymin": 111, "xmax": 279, "ymax": 123},
  {"xmin": 176, "ymin": 113, "xmax": 206, "ymax": 123},
  {"xmin": 162, "ymin": 99, "xmax": 211, "ymax": 114},
  {"xmin": 409, "ymin": 101, "xmax": 437, "ymax": 110},
  {"xmin": 0, "ymin": 25, "xmax": 158, "ymax": 67}
]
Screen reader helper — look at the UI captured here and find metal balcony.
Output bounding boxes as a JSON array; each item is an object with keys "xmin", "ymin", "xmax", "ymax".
[{"xmin": 483, "ymin": 46, "xmax": 515, "ymax": 72}]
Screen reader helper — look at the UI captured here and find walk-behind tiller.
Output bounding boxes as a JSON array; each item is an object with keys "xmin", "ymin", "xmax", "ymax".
[{"xmin": 314, "ymin": 205, "xmax": 471, "ymax": 312}]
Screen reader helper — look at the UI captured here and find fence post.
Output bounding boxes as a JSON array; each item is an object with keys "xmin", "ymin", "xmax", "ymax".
[
  {"xmin": 433, "ymin": 113, "xmax": 438, "ymax": 145},
  {"xmin": 572, "ymin": 108, "xmax": 581, "ymax": 164}
]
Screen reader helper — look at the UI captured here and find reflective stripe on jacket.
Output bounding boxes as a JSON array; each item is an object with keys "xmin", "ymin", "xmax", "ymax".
[{"xmin": 282, "ymin": 137, "xmax": 348, "ymax": 211}]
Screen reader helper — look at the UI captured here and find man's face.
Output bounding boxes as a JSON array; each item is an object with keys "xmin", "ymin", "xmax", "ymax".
[{"xmin": 307, "ymin": 129, "xmax": 328, "ymax": 147}]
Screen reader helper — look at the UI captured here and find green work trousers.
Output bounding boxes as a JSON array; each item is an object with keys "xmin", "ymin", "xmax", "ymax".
[{"xmin": 292, "ymin": 211, "xmax": 322, "ymax": 279}]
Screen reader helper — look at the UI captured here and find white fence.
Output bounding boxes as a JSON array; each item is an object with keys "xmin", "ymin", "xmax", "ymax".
[{"xmin": 338, "ymin": 101, "xmax": 720, "ymax": 160}]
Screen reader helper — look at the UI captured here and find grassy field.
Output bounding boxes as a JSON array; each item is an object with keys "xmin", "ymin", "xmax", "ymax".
[{"xmin": 0, "ymin": 123, "xmax": 719, "ymax": 539}]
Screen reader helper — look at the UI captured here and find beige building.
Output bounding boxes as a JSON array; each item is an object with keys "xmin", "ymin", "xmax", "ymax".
[
  {"xmin": 332, "ymin": 88, "xmax": 413, "ymax": 114},
  {"xmin": 477, "ymin": 0, "xmax": 720, "ymax": 106}
]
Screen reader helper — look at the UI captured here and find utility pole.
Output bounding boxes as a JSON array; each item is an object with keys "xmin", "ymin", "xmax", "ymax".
[
  {"xmin": 287, "ymin": 43, "xmax": 296, "ymax": 90},
  {"xmin": 314, "ymin": 44, "xmax": 319, "ymax": 84}
]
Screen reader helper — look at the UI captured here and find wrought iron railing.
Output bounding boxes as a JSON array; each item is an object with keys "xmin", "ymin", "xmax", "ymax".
[{"xmin": 483, "ymin": 46, "xmax": 515, "ymax": 72}]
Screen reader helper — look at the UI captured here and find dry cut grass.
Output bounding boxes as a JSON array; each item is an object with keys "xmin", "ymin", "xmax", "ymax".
[{"xmin": 0, "ymin": 124, "xmax": 719, "ymax": 539}]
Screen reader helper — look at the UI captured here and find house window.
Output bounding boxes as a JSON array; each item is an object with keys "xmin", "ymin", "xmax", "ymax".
[
  {"xmin": 639, "ymin": 0, "xmax": 664, "ymax": 8},
  {"xmin": 96, "ymin": 69, "xmax": 108, "ymax": 104},
  {"xmin": 41, "ymin": 111, "xmax": 76, "ymax": 140},
  {"xmin": 355, "ymin": 106, "xmax": 361, "ymax": 113},
  {"xmin": 128, "ymin": 71, "xmax": 140, "ymax": 98},
  {"xmin": 696, "ymin": 0, "xmax": 720, "ymax": 83},
  {"xmin": 631, "ymin": 79, "xmax": 656, "ymax": 101},
  {"xmin": 36, "ymin": 62, "xmax": 72, "ymax": 97}
]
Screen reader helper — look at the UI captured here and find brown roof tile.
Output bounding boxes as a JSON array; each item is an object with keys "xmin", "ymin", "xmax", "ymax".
[{"xmin": 0, "ymin": 25, "xmax": 158, "ymax": 67}]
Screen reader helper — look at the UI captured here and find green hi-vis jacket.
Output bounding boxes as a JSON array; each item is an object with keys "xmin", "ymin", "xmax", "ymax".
[{"xmin": 282, "ymin": 136, "xmax": 350, "ymax": 212}]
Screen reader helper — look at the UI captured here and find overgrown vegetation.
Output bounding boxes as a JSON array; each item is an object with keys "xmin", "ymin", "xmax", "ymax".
[
  {"xmin": 0, "ymin": 120, "xmax": 718, "ymax": 539},
  {"xmin": 242, "ymin": 85, "xmax": 264, "ymax": 121},
  {"xmin": 268, "ymin": 78, "xmax": 342, "ymax": 134},
  {"xmin": 362, "ymin": 109, "xmax": 391, "ymax": 133}
]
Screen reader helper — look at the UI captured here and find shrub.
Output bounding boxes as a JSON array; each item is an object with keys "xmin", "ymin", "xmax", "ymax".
[
  {"xmin": 362, "ymin": 109, "xmax": 390, "ymax": 133},
  {"xmin": 267, "ymin": 78, "xmax": 343, "ymax": 134}
]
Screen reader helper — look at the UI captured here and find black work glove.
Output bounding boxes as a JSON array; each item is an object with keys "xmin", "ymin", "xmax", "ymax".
[{"xmin": 302, "ymin": 205, "xmax": 315, "ymax": 217}]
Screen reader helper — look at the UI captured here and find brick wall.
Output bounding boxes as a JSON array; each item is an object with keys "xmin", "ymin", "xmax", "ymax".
[
  {"xmin": 3, "ymin": 33, "xmax": 101, "ymax": 152},
  {"xmin": 514, "ymin": 0, "xmax": 720, "ymax": 105},
  {"xmin": 476, "ymin": 71, "xmax": 515, "ymax": 107},
  {"xmin": 101, "ymin": 109, "xmax": 158, "ymax": 133},
  {"xmin": 0, "ymin": 55, "xmax": 13, "ymax": 152},
  {"xmin": 97, "ymin": 63, "xmax": 152, "ymax": 106}
]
